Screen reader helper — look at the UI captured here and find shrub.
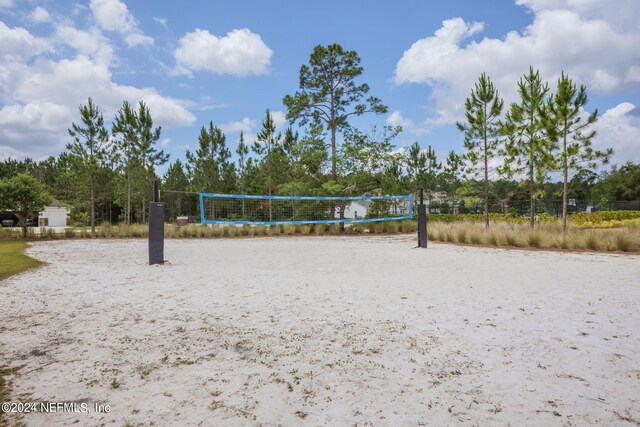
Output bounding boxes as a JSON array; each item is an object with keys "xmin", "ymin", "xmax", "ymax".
[
  {"xmin": 505, "ymin": 233, "xmax": 518, "ymax": 247},
  {"xmin": 614, "ymin": 232, "xmax": 632, "ymax": 252},
  {"xmin": 583, "ymin": 232, "xmax": 599, "ymax": 251},
  {"xmin": 526, "ymin": 231, "xmax": 543, "ymax": 248},
  {"xmin": 571, "ymin": 211, "xmax": 640, "ymax": 228},
  {"xmin": 400, "ymin": 220, "xmax": 415, "ymax": 233},
  {"xmin": 299, "ymin": 225, "xmax": 311, "ymax": 235},
  {"xmin": 387, "ymin": 222, "xmax": 399, "ymax": 234},
  {"xmin": 455, "ymin": 227, "xmax": 467, "ymax": 243},
  {"xmin": 470, "ymin": 232, "xmax": 483, "ymax": 245}
]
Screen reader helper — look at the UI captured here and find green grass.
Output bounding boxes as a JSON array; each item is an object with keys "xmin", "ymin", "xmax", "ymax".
[
  {"xmin": 0, "ymin": 241, "xmax": 42, "ymax": 281},
  {"xmin": 0, "ymin": 366, "xmax": 9, "ymax": 423},
  {"xmin": 0, "ymin": 242, "xmax": 42, "ymax": 423},
  {"xmin": 426, "ymin": 221, "xmax": 640, "ymax": 253}
]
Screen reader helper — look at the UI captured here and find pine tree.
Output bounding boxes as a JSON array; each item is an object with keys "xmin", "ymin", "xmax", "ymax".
[
  {"xmin": 186, "ymin": 122, "xmax": 231, "ymax": 193},
  {"xmin": 443, "ymin": 151, "xmax": 464, "ymax": 214},
  {"xmin": 500, "ymin": 67, "xmax": 554, "ymax": 228},
  {"xmin": 255, "ymin": 110, "xmax": 281, "ymax": 221},
  {"xmin": 163, "ymin": 160, "xmax": 190, "ymax": 220},
  {"xmin": 424, "ymin": 145, "xmax": 442, "ymax": 209},
  {"xmin": 135, "ymin": 101, "xmax": 168, "ymax": 222},
  {"xmin": 407, "ymin": 142, "xmax": 427, "ymax": 194},
  {"xmin": 283, "ymin": 44, "xmax": 388, "ymax": 202},
  {"xmin": 111, "ymin": 101, "xmax": 138, "ymax": 224},
  {"xmin": 457, "ymin": 73, "xmax": 504, "ymax": 228},
  {"xmin": 67, "ymin": 97, "xmax": 110, "ymax": 234},
  {"xmin": 543, "ymin": 72, "xmax": 613, "ymax": 235}
]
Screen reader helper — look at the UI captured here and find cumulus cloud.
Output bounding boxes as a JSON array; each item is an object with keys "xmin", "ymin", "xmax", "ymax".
[
  {"xmin": 29, "ymin": 7, "xmax": 51, "ymax": 23},
  {"xmin": 394, "ymin": 1, "xmax": 640, "ymax": 127},
  {"xmin": 386, "ymin": 110, "xmax": 430, "ymax": 137},
  {"xmin": 220, "ymin": 117, "xmax": 256, "ymax": 134},
  {"xmin": 53, "ymin": 24, "xmax": 113, "ymax": 63},
  {"xmin": 271, "ymin": 110, "xmax": 287, "ymax": 129},
  {"xmin": 0, "ymin": 21, "xmax": 195, "ymax": 160},
  {"xmin": 174, "ymin": 28, "xmax": 272, "ymax": 77},
  {"xmin": 89, "ymin": 0, "xmax": 153, "ymax": 47},
  {"xmin": 0, "ymin": 21, "xmax": 51, "ymax": 59},
  {"xmin": 594, "ymin": 102, "xmax": 640, "ymax": 165}
]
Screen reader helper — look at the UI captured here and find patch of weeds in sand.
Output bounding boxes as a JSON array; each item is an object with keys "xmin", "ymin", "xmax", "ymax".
[
  {"xmin": 210, "ymin": 400, "xmax": 225, "ymax": 411},
  {"xmin": 173, "ymin": 357, "xmax": 197, "ymax": 366},
  {"xmin": 136, "ymin": 363, "xmax": 157, "ymax": 380},
  {"xmin": 269, "ymin": 372, "xmax": 284, "ymax": 385},
  {"xmin": 614, "ymin": 410, "xmax": 640, "ymax": 425},
  {"xmin": 234, "ymin": 339, "xmax": 253, "ymax": 353},
  {"xmin": 289, "ymin": 369, "xmax": 302, "ymax": 386},
  {"xmin": 295, "ymin": 410, "xmax": 309, "ymax": 419},
  {"xmin": 110, "ymin": 378, "xmax": 123, "ymax": 389}
]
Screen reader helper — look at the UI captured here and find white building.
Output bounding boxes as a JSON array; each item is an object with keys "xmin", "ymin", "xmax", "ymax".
[
  {"xmin": 342, "ymin": 200, "xmax": 371, "ymax": 219},
  {"xmin": 39, "ymin": 199, "xmax": 70, "ymax": 227}
]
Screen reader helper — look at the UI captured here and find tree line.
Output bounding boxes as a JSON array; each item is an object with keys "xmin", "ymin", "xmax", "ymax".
[{"xmin": 1, "ymin": 43, "xmax": 634, "ymax": 236}]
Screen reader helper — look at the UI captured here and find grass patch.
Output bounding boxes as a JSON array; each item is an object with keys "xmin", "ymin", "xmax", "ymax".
[
  {"xmin": 0, "ymin": 241, "xmax": 42, "ymax": 281},
  {"xmin": 0, "ymin": 366, "xmax": 10, "ymax": 423},
  {"xmin": 425, "ymin": 220, "xmax": 640, "ymax": 253}
]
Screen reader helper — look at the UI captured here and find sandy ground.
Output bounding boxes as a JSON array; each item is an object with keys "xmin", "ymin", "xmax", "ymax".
[{"xmin": 1, "ymin": 236, "xmax": 639, "ymax": 426}]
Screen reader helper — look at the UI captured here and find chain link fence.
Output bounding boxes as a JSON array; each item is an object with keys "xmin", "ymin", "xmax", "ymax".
[{"xmin": 426, "ymin": 199, "xmax": 640, "ymax": 217}]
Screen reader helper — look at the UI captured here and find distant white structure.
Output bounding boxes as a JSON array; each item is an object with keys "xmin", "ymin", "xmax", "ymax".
[
  {"xmin": 39, "ymin": 199, "xmax": 70, "ymax": 227},
  {"xmin": 341, "ymin": 200, "xmax": 371, "ymax": 219}
]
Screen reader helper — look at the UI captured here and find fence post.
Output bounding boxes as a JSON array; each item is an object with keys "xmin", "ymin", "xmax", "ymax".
[
  {"xmin": 149, "ymin": 180, "xmax": 165, "ymax": 265},
  {"xmin": 418, "ymin": 188, "xmax": 427, "ymax": 248}
]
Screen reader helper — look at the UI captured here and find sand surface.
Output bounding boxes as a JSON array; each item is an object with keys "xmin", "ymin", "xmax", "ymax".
[{"xmin": 1, "ymin": 237, "xmax": 639, "ymax": 426}]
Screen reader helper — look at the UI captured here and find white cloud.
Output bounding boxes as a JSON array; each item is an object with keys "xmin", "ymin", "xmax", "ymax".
[
  {"xmin": 174, "ymin": 28, "xmax": 272, "ymax": 77},
  {"xmin": 160, "ymin": 138, "xmax": 170, "ymax": 148},
  {"xmin": 89, "ymin": 0, "xmax": 153, "ymax": 47},
  {"xmin": 0, "ymin": 21, "xmax": 51, "ymax": 59},
  {"xmin": 0, "ymin": 21, "xmax": 195, "ymax": 160},
  {"xmin": 387, "ymin": 110, "xmax": 414, "ymax": 128},
  {"xmin": 594, "ymin": 102, "xmax": 640, "ymax": 165},
  {"xmin": 153, "ymin": 17, "xmax": 168, "ymax": 28},
  {"xmin": 53, "ymin": 24, "xmax": 113, "ymax": 63},
  {"xmin": 29, "ymin": 7, "xmax": 51, "ymax": 23},
  {"xmin": 394, "ymin": 1, "xmax": 640, "ymax": 128},
  {"xmin": 271, "ymin": 110, "xmax": 287, "ymax": 129},
  {"xmin": 220, "ymin": 117, "xmax": 256, "ymax": 134},
  {"xmin": 386, "ymin": 110, "xmax": 428, "ymax": 136},
  {"xmin": 0, "ymin": 0, "xmax": 14, "ymax": 8}
]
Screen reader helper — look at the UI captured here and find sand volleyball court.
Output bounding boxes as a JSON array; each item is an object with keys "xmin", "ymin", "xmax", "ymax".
[{"xmin": 1, "ymin": 236, "xmax": 639, "ymax": 425}]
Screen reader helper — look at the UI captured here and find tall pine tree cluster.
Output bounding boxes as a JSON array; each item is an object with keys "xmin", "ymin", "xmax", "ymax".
[{"xmin": 0, "ymin": 44, "xmax": 623, "ymax": 229}]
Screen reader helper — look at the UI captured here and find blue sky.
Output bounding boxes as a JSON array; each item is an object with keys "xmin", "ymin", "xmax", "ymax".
[{"xmin": 1, "ymin": 0, "xmax": 639, "ymax": 175}]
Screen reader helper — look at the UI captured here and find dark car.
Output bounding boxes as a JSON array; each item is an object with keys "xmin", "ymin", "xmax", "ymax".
[{"xmin": 1, "ymin": 219, "xmax": 15, "ymax": 227}]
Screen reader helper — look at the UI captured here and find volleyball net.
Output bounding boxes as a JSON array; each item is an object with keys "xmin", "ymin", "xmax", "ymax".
[{"xmin": 199, "ymin": 193, "xmax": 413, "ymax": 225}]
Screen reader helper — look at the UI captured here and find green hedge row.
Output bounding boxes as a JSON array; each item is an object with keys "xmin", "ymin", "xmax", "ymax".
[
  {"xmin": 571, "ymin": 210, "xmax": 640, "ymax": 225},
  {"xmin": 426, "ymin": 211, "xmax": 640, "ymax": 225}
]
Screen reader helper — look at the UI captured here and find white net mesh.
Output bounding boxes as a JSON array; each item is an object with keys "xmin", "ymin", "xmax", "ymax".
[{"xmin": 199, "ymin": 194, "xmax": 412, "ymax": 224}]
